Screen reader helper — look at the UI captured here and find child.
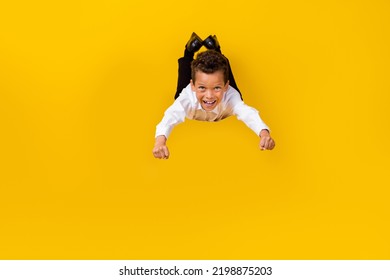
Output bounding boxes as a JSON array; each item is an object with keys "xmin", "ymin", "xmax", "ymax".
[{"xmin": 153, "ymin": 32, "xmax": 275, "ymax": 159}]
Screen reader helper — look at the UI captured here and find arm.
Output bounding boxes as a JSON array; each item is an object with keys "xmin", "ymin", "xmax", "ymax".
[
  {"xmin": 230, "ymin": 92, "xmax": 275, "ymax": 151},
  {"xmin": 153, "ymin": 94, "xmax": 190, "ymax": 159}
]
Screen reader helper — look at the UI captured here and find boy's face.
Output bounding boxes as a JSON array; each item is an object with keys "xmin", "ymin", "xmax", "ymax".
[{"xmin": 191, "ymin": 70, "xmax": 229, "ymax": 111}]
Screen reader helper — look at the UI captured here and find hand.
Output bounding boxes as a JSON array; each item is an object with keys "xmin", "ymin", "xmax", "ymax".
[
  {"xmin": 153, "ymin": 135, "xmax": 170, "ymax": 159},
  {"xmin": 259, "ymin": 129, "xmax": 275, "ymax": 150}
]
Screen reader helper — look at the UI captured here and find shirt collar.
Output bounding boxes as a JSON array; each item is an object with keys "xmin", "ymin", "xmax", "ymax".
[{"xmin": 195, "ymin": 101, "xmax": 220, "ymax": 114}]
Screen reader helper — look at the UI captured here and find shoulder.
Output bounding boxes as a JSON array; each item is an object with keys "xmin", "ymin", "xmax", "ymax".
[
  {"xmin": 176, "ymin": 84, "xmax": 197, "ymax": 105},
  {"xmin": 167, "ymin": 84, "xmax": 197, "ymax": 113},
  {"xmin": 223, "ymin": 86, "xmax": 244, "ymax": 106}
]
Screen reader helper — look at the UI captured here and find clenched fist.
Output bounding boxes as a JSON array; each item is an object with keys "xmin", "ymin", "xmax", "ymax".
[{"xmin": 153, "ymin": 135, "xmax": 170, "ymax": 159}]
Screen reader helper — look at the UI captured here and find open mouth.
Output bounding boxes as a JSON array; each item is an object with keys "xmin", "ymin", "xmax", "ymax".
[{"xmin": 203, "ymin": 100, "xmax": 216, "ymax": 105}]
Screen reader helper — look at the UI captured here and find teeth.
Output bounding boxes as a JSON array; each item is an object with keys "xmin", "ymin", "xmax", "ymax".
[{"xmin": 204, "ymin": 100, "xmax": 216, "ymax": 104}]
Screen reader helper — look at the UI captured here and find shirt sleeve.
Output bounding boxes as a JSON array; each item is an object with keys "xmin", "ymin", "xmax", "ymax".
[
  {"xmin": 229, "ymin": 91, "xmax": 270, "ymax": 136},
  {"xmin": 155, "ymin": 94, "xmax": 191, "ymax": 139}
]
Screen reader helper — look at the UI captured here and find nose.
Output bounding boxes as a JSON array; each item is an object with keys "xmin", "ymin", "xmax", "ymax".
[{"xmin": 205, "ymin": 89, "xmax": 213, "ymax": 98}]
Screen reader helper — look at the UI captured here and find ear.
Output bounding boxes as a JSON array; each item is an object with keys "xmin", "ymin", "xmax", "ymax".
[
  {"xmin": 190, "ymin": 79, "xmax": 195, "ymax": 91},
  {"xmin": 224, "ymin": 80, "xmax": 230, "ymax": 91}
]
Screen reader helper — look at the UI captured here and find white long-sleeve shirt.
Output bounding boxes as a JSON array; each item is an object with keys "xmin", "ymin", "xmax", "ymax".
[{"xmin": 155, "ymin": 84, "xmax": 270, "ymax": 138}]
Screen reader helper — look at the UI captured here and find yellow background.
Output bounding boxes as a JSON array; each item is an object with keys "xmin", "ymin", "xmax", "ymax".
[{"xmin": 1, "ymin": 0, "xmax": 389, "ymax": 259}]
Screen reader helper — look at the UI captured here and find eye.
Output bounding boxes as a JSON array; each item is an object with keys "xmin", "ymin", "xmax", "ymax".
[
  {"xmin": 198, "ymin": 86, "xmax": 205, "ymax": 91},
  {"xmin": 214, "ymin": 86, "xmax": 222, "ymax": 91}
]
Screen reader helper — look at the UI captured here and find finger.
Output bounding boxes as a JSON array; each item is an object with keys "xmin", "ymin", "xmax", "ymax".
[
  {"xmin": 265, "ymin": 139, "xmax": 275, "ymax": 150},
  {"xmin": 260, "ymin": 137, "xmax": 266, "ymax": 150},
  {"xmin": 159, "ymin": 147, "xmax": 167, "ymax": 159},
  {"xmin": 152, "ymin": 148, "xmax": 160, "ymax": 158},
  {"xmin": 153, "ymin": 147, "xmax": 164, "ymax": 159},
  {"xmin": 162, "ymin": 146, "xmax": 170, "ymax": 159},
  {"xmin": 261, "ymin": 137, "xmax": 269, "ymax": 150}
]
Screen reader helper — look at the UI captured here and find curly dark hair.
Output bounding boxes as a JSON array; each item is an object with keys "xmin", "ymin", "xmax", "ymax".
[{"xmin": 191, "ymin": 50, "xmax": 229, "ymax": 84}]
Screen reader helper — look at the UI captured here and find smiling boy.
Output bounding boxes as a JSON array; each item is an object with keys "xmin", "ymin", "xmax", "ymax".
[{"xmin": 153, "ymin": 33, "xmax": 275, "ymax": 159}]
